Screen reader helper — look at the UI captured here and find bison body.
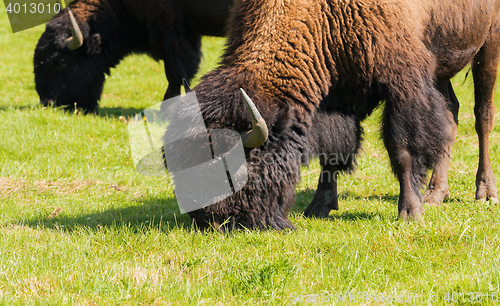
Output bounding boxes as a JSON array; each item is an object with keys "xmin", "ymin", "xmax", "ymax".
[
  {"xmin": 187, "ymin": 0, "xmax": 499, "ymax": 230},
  {"xmin": 34, "ymin": 0, "xmax": 232, "ymax": 113}
]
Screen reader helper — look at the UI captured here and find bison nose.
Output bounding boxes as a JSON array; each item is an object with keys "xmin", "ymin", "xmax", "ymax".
[{"xmin": 40, "ymin": 99, "xmax": 54, "ymax": 106}]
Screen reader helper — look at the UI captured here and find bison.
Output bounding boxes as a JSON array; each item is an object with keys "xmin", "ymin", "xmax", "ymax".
[
  {"xmin": 182, "ymin": 0, "xmax": 499, "ymax": 230},
  {"xmin": 33, "ymin": 0, "xmax": 233, "ymax": 113}
]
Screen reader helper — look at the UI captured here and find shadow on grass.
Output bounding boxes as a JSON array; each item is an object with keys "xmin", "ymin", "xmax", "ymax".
[
  {"xmin": 293, "ymin": 189, "xmax": 399, "ymax": 212},
  {"xmin": 9, "ymin": 187, "xmax": 467, "ymax": 233},
  {"xmin": 293, "ymin": 188, "xmax": 473, "ymax": 222},
  {"xmin": 293, "ymin": 189, "xmax": 400, "ymax": 222},
  {"xmin": 97, "ymin": 107, "xmax": 144, "ymax": 119},
  {"xmin": 328, "ymin": 211, "xmax": 386, "ymax": 222},
  {"xmin": 294, "ymin": 209, "xmax": 387, "ymax": 223},
  {"xmin": 0, "ymin": 104, "xmax": 145, "ymax": 120},
  {"xmin": 10, "ymin": 197, "xmax": 195, "ymax": 233}
]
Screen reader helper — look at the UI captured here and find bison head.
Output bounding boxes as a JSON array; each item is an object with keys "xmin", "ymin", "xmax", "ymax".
[
  {"xmin": 34, "ymin": 9, "xmax": 105, "ymax": 113},
  {"xmin": 181, "ymin": 67, "xmax": 314, "ymax": 231}
]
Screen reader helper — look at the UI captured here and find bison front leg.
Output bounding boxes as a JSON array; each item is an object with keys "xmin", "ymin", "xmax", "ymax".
[
  {"xmin": 303, "ymin": 163, "xmax": 339, "ymax": 218},
  {"xmin": 391, "ymin": 148, "xmax": 426, "ymax": 220},
  {"xmin": 163, "ymin": 77, "xmax": 182, "ymax": 100},
  {"xmin": 472, "ymin": 39, "xmax": 500, "ymax": 204},
  {"xmin": 424, "ymin": 80, "xmax": 459, "ymax": 205},
  {"xmin": 303, "ymin": 110, "xmax": 363, "ymax": 218},
  {"xmin": 162, "ymin": 33, "xmax": 202, "ymax": 100},
  {"xmin": 383, "ymin": 80, "xmax": 453, "ymax": 221}
]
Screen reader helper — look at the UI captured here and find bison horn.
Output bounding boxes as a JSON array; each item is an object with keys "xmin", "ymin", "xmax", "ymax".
[
  {"xmin": 182, "ymin": 78, "xmax": 192, "ymax": 93},
  {"xmin": 65, "ymin": 8, "xmax": 84, "ymax": 50},
  {"xmin": 239, "ymin": 88, "xmax": 269, "ymax": 148}
]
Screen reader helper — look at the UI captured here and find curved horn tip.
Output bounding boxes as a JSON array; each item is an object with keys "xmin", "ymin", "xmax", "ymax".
[
  {"xmin": 65, "ymin": 8, "xmax": 84, "ymax": 50},
  {"xmin": 240, "ymin": 88, "xmax": 263, "ymax": 120},
  {"xmin": 239, "ymin": 88, "xmax": 269, "ymax": 148}
]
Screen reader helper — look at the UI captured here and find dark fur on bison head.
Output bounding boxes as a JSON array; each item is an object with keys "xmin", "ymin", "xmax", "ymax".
[
  {"xmin": 34, "ymin": 1, "xmax": 147, "ymax": 112},
  {"xmin": 34, "ymin": 15, "xmax": 105, "ymax": 112},
  {"xmin": 34, "ymin": 0, "xmax": 232, "ymax": 113}
]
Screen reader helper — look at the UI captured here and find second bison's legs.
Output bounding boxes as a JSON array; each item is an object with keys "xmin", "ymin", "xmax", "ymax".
[
  {"xmin": 424, "ymin": 80, "xmax": 460, "ymax": 205},
  {"xmin": 303, "ymin": 163, "xmax": 339, "ymax": 218}
]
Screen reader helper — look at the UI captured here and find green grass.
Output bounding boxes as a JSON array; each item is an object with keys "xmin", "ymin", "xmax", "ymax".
[{"xmin": 1, "ymin": 3, "xmax": 500, "ymax": 305}]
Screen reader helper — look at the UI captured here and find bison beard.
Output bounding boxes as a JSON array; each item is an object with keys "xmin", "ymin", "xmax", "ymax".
[
  {"xmin": 33, "ymin": 0, "xmax": 232, "ymax": 113},
  {"xmin": 186, "ymin": 0, "xmax": 499, "ymax": 230}
]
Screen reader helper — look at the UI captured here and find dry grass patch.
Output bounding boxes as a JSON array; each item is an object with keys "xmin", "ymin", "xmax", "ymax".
[
  {"xmin": 0, "ymin": 177, "xmax": 128, "ymax": 198},
  {"xmin": 33, "ymin": 179, "xmax": 102, "ymax": 195},
  {"xmin": 0, "ymin": 177, "xmax": 26, "ymax": 197},
  {"xmin": 16, "ymin": 276, "xmax": 57, "ymax": 299}
]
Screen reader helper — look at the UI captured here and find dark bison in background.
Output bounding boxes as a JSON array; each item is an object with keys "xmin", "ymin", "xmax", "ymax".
[
  {"xmin": 33, "ymin": 0, "xmax": 233, "ymax": 113},
  {"xmin": 186, "ymin": 0, "xmax": 499, "ymax": 230}
]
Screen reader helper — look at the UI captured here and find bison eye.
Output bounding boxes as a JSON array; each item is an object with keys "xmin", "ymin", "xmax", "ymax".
[{"xmin": 55, "ymin": 33, "xmax": 70, "ymax": 47}]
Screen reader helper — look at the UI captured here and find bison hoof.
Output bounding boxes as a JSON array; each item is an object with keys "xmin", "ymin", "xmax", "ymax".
[
  {"xmin": 480, "ymin": 196, "xmax": 500, "ymax": 205},
  {"xmin": 303, "ymin": 194, "xmax": 339, "ymax": 219},
  {"xmin": 303, "ymin": 205, "xmax": 330, "ymax": 218},
  {"xmin": 303, "ymin": 200, "xmax": 337, "ymax": 218},
  {"xmin": 424, "ymin": 187, "xmax": 450, "ymax": 206},
  {"xmin": 475, "ymin": 186, "xmax": 499, "ymax": 203},
  {"xmin": 475, "ymin": 173, "xmax": 498, "ymax": 202},
  {"xmin": 398, "ymin": 209, "xmax": 423, "ymax": 221}
]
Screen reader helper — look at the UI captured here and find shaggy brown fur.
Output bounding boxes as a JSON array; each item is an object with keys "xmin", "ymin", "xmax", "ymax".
[{"xmin": 188, "ymin": 0, "xmax": 499, "ymax": 229}]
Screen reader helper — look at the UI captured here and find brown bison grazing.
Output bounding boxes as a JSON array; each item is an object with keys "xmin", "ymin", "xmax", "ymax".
[
  {"xmin": 184, "ymin": 0, "xmax": 499, "ymax": 230},
  {"xmin": 34, "ymin": 0, "xmax": 232, "ymax": 113}
]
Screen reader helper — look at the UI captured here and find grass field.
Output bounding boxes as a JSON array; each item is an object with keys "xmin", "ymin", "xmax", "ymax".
[{"xmin": 1, "ymin": 4, "xmax": 500, "ymax": 305}]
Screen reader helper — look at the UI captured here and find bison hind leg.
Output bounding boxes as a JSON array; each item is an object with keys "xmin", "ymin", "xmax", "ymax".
[{"xmin": 472, "ymin": 40, "xmax": 499, "ymax": 204}]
